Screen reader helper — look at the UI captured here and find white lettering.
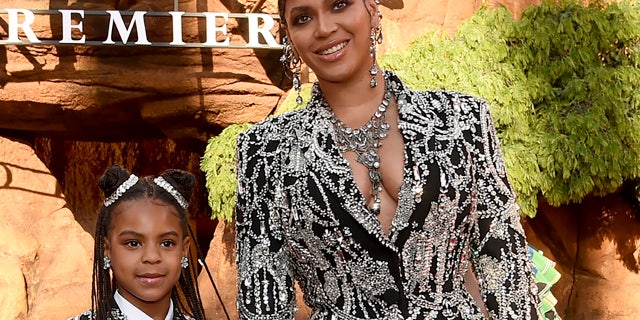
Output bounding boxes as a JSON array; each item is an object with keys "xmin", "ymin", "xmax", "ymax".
[
  {"xmin": 6, "ymin": 9, "xmax": 41, "ymax": 43},
  {"xmin": 0, "ymin": 9, "xmax": 282, "ymax": 48},
  {"xmin": 246, "ymin": 14, "xmax": 278, "ymax": 48},
  {"xmin": 103, "ymin": 11, "xmax": 151, "ymax": 45},
  {"xmin": 203, "ymin": 12, "xmax": 230, "ymax": 46},
  {"xmin": 169, "ymin": 11, "xmax": 185, "ymax": 45},
  {"xmin": 59, "ymin": 10, "xmax": 85, "ymax": 44}
]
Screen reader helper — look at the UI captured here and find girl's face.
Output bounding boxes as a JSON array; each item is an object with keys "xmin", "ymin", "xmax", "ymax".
[
  {"xmin": 104, "ymin": 198, "xmax": 189, "ymax": 315},
  {"xmin": 282, "ymin": 0, "xmax": 379, "ymax": 85}
]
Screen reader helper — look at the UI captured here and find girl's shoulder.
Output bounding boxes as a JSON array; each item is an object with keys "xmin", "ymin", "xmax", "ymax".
[
  {"xmin": 174, "ymin": 308, "xmax": 196, "ymax": 320},
  {"xmin": 67, "ymin": 308, "xmax": 197, "ymax": 320},
  {"xmin": 67, "ymin": 310, "xmax": 94, "ymax": 320}
]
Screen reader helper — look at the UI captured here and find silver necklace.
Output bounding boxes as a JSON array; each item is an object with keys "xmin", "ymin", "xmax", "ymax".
[{"xmin": 326, "ymin": 77, "xmax": 392, "ymax": 215}]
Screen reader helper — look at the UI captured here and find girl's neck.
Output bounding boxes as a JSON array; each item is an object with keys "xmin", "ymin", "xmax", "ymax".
[
  {"xmin": 114, "ymin": 289, "xmax": 172, "ymax": 320},
  {"xmin": 319, "ymin": 70, "xmax": 386, "ymax": 128}
]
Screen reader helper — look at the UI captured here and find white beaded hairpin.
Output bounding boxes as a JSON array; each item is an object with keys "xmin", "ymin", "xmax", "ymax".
[
  {"xmin": 104, "ymin": 174, "xmax": 139, "ymax": 207},
  {"xmin": 153, "ymin": 176, "xmax": 189, "ymax": 209}
]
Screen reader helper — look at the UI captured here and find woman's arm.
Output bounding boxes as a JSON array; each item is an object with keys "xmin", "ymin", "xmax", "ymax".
[
  {"xmin": 235, "ymin": 129, "xmax": 296, "ymax": 320},
  {"xmin": 467, "ymin": 98, "xmax": 540, "ymax": 320}
]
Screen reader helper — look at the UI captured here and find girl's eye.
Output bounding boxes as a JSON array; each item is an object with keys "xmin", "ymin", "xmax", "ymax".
[
  {"xmin": 161, "ymin": 240, "xmax": 176, "ymax": 247},
  {"xmin": 126, "ymin": 240, "xmax": 140, "ymax": 248}
]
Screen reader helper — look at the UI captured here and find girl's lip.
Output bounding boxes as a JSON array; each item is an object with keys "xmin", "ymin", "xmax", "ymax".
[{"xmin": 137, "ymin": 273, "xmax": 166, "ymax": 286}]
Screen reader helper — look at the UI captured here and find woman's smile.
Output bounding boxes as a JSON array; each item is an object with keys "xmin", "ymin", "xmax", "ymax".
[{"xmin": 316, "ymin": 40, "xmax": 349, "ymax": 55}]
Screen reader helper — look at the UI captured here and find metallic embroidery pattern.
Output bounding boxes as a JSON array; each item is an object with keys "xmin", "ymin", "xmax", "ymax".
[{"xmin": 235, "ymin": 71, "xmax": 540, "ymax": 320}]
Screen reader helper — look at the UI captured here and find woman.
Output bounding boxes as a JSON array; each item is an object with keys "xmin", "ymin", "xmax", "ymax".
[{"xmin": 234, "ymin": 0, "xmax": 540, "ymax": 319}]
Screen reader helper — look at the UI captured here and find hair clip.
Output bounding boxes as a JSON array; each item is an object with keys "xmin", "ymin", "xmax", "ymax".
[
  {"xmin": 104, "ymin": 174, "xmax": 139, "ymax": 207},
  {"xmin": 153, "ymin": 176, "xmax": 189, "ymax": 209}
]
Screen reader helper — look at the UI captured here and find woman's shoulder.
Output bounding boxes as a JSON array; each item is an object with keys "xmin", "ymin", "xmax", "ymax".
[
  {"xmin": 238, "ymin": 108, "xmax": 312, "ymax": 146},
  {"xmin": 404, "ymin": 89, "xmax": 489, "ymax": 124},
  {"xmin": 411, "ymin": 89, "xmax": 488, "ymax": 114},
  {"xmin": 67, "ymin": 310, "xmax": 94, "ymax": 320}
]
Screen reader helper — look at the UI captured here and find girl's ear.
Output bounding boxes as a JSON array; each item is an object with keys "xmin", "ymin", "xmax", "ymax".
[
  {"xmin": 103, "ymin": 237, "xmax": 110, "ymax": 257},
  {"xmin": 182, "ymin": 236, "xmax": 191, "ymax": 258}
]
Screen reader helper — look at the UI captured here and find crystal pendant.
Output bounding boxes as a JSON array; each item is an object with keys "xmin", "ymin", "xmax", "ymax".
[
  {"xmin": 296, "ymin": 96, "xmax": 303, "ymax": 105},
  {"xmin": 370, "ymin": 198, "xmax": 381, "ymax": 215}
]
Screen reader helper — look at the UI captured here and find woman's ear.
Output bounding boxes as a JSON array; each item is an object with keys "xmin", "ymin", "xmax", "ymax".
[{"xmin": 366, "ymin": 0, "xmax": 381, "ymax": 27}]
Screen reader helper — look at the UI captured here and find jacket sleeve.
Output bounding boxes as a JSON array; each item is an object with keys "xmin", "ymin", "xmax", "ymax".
[
  {"xmin": 468, "ymin": 99, "xmax": 540, "ymax": 320},
  {"xmin": 235, "ymin": 129, "xmax": 296, "ymax": 320}
]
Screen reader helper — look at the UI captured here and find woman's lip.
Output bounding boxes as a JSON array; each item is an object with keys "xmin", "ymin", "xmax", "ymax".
[{"xmin": 315, "ymin": 40, "xmax": 349, "ymax": 62}]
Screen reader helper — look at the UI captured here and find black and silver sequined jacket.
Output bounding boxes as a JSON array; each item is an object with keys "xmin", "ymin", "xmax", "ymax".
[
  {"xmin": 235, "ymin": 71, "xmax": 540, "ymax": 320},
  {"xmin": 68, "ymin": 299, "xmax": 194, "ymax": 320}
]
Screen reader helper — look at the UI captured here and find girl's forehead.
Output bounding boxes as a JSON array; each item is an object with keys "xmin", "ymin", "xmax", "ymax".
[{"xmin": 109, "ymin": 199, "xmax": 183, "ymax": 233}]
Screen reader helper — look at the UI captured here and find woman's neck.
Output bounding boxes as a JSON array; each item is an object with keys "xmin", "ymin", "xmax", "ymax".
[{"xmin": 319, "ymin": 71, "xmax": 386, "ymax": 128}]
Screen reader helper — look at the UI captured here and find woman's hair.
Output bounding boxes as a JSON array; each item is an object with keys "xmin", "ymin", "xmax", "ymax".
[
  {"xmin": 91, "ymin": 165, "xmax": 208, "ymax": 319},
  {"xmin": 278, "ymin": 0, "xmax": 287, "ymax": 25}
]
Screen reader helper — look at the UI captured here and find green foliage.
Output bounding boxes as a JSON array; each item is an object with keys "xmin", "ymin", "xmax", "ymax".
[
  {"xmin": 200, "ymin": 87, "xmax": 312, "ymax": 222},
  {"xmin": 201, "ymin": 123, "xmax": 252, "ymax": 222},
  {"xmin": 203, "ymin": 0, "xmax": 640, "ymax": 220},
  {"xmin": 381, "ymin": 0, "xmax": 640, "ymax": 216}
]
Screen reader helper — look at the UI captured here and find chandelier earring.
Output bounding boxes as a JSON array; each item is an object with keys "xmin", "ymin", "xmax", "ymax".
[
  {"xmin": 369, "ymin": 21, "xmax": 384, "ymax": 88},
  {"xmin": 103, "ymin": 256, "xmax": 111, "ymax": 270},
  {"xmin": 280, "ymin": 36, "xmax": 303, "ymax": 105}
]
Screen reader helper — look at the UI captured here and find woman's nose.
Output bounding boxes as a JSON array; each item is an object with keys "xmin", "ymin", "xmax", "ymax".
[{"xmin": 314, "ymin": 13, "xmax": 337, "ymax": 38}]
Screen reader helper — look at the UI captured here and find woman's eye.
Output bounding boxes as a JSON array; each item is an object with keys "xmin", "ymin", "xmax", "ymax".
[
  {"xmin": 161, "ymin": 240, "xmax": 176, "ymax": 247},
  {"xmin": 126, "ymin": 240, "xmax": 140, "ymax": 248},
  {"xmin": 333, "ymin": 0, "xmax": 349, "ymax": 10},
  {"xmin": 293, "ymin": 14, "xmax": 311, "ymax": 25}
]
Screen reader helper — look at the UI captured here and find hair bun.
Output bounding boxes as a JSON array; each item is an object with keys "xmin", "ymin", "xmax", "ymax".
[
  {"xmin": 98, "ymin": 165, "xmax": 132, "ymax": 197},
  {"xmin": 159, "ymin": 169, "xmax": 196, "ymax": 203}
]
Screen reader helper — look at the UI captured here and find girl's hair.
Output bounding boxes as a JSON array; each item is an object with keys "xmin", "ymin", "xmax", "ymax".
[{"xmin": 91, "ymin": 165, "xmax": 213, "ymax": 319}]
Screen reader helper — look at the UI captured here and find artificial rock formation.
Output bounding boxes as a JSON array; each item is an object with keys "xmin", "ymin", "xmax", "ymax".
[
  {"xmin": 0, "ymin": 136, "xmax": 93, "ymax": 319},
  {"xmin": 6, "ymin": 0, "xmax": 640, "ymax": 319},
  {"xmin": 0, "ymin": 0, "xmax": 539, "ymax": 142}
]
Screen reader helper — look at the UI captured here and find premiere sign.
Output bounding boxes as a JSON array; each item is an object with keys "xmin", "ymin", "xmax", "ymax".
[{"xmin": 0, "ymin": 9, "xmax": 282, "ymax": 49}]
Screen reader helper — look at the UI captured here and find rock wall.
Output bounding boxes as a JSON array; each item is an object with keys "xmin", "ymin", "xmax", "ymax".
[
  {"xmin": 0, "ymin": 136, "xmax": 93, "ymax": 319},
  {"xmin": 4, "ymin": 0, "xmax": 639, "ymax": 319},
  {"xmin": 524, "ymin": 193, "xmax": 640, "ymax": 320}
]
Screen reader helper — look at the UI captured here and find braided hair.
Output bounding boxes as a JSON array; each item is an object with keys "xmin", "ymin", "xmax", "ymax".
[{"xmin": 91, "ymin": 165, "xmax": 208, "ymax": 320}]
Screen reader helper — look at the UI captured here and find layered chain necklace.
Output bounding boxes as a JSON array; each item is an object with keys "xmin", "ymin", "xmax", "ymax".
[{"xmin": 326, "ymin": 76, "xmax": 392, "ymax": 215}]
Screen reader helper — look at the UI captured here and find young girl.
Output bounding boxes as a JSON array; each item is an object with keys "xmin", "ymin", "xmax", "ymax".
[{"xmin": 70, "ymin": 166, "xmax": 212, "ymax": 320}]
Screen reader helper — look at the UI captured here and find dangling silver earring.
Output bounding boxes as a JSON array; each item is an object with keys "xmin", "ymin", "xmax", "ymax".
[
  {"xmin": 103, "ymin": 256, "xmax": 111, "ymax": 270},
  {"xmin": 369, "ymin": 12, "xmax": 384, "ymax": 88},
  {"xmin": 280, "ymin": 36, "xmax": 303, "ymax": 105},
  {"xmin": 181, "ymin": 257, "xmax": 189, "ymax": 269}
]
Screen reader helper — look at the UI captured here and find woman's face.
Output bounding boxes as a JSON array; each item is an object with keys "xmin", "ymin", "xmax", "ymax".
[
  {"xmin": 104, "ymin": 198, "xmax": 189, "ymax": 315},
  {"xmin": 282, "ymin": 0, "xmax": 379, "ymax": 85}
]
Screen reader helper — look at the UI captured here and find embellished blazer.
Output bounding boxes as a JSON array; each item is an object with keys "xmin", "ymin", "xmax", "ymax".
[
  {"xmin": 235, "ymin": 71, "xmax": 540, "ymax": 320},
  {"xmin": 68, "ymin": 298, "xmax": 194, "ymax": 320}
]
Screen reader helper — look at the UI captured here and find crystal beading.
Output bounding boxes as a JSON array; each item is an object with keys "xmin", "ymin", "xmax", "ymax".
[
  {"xmin": 154, "ymin": 176, "xmax": 189, "ymax": 209},
  {"xmin": 325, "ymin": 74, "xmax": 392, "ymax": 215},
  {"xmin": 104, "ymin": 174, "xmax": 139, "ymax": 207}
]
